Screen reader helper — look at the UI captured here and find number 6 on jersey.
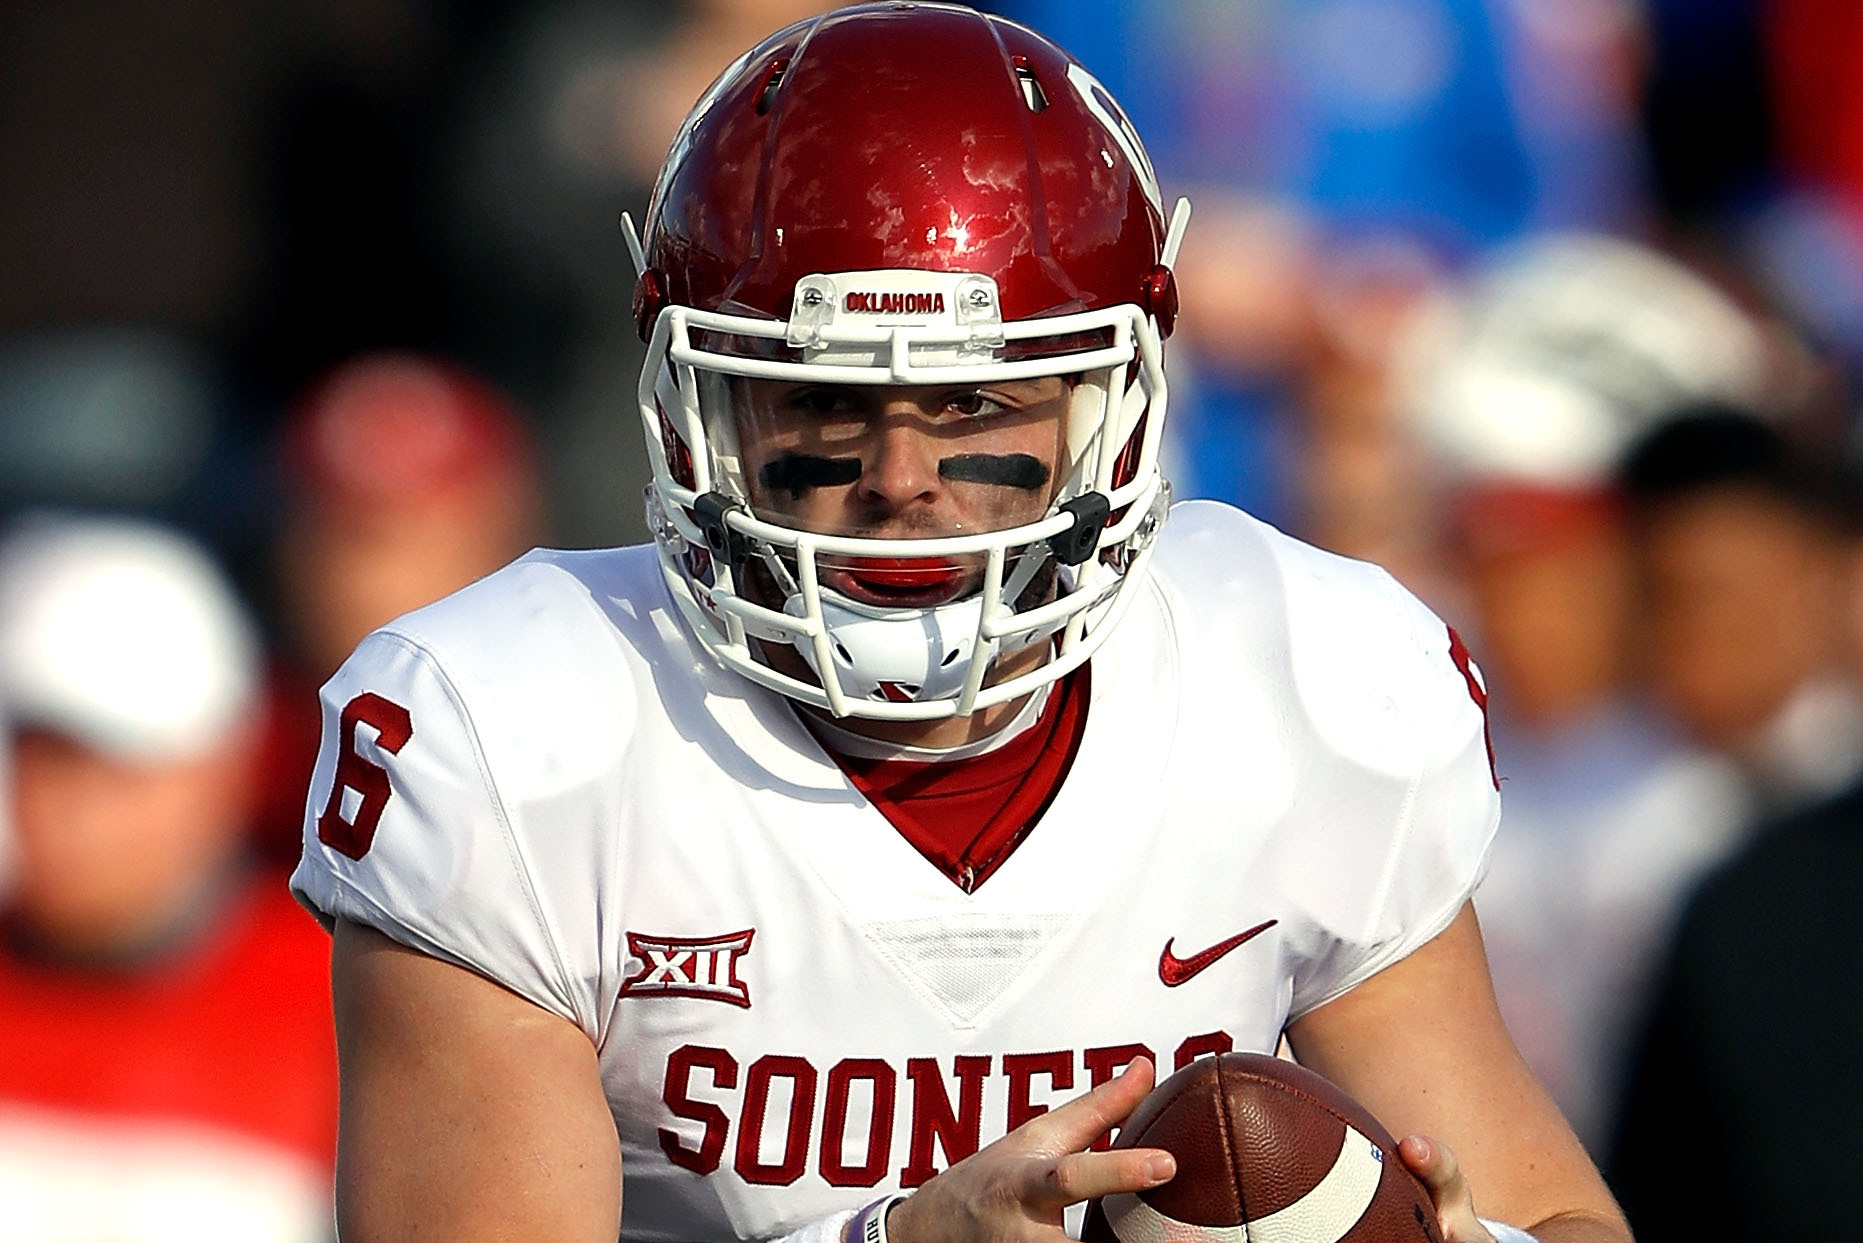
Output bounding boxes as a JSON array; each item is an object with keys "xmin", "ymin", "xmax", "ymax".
[{"xmin": 316, "ymin": 692, "xmax": 413, "ymax": 860}]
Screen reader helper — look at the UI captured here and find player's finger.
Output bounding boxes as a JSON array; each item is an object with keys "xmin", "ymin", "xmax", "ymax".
[
  {"xmin": 1019, "ymin": 1147, "xmax": 1176, "ymax": 1212},
  {"xmin": 1015, "ymin": 1058, "xmax": 1157, "ymax": 1152},
  {"xmin": 1398, "ymin": 1135, "xmax": 1492, "ymax": 1243}
]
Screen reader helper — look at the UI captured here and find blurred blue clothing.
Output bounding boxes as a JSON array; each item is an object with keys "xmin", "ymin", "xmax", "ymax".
[
  {"xmin": 985, "ymin": 0, "xmax": 1644, "ymax": 521},
  {"xmin": 992, "ymin": 0, "xmax": 1548, "ymax": 253},
  {"xmin": 1157, "ymin": 365, "xmax": 1296, "ymax": 533}
]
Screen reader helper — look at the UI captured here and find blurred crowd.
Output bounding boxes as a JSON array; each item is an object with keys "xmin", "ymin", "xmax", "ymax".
[{"xmin": 1, "ymin": 0, "xmax": 1860, "ymax": 1240}]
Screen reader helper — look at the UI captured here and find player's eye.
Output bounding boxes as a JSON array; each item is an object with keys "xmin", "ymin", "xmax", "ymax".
[
  {"xmin": 783, "ymin": 387, "xmax": 864, "ymax": 417},
  {"xmin": 944, "ymin": 390, "xmax": 1007, "ymax": 418}
]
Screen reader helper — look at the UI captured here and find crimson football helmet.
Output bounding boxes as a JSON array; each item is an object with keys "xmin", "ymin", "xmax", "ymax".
[{"xmin": 628, "ymin": 2, "xmax": 1188, "ymax": 719}]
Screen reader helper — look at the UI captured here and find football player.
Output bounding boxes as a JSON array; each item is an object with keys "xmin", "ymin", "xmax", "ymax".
[{"xmin": 290, "ymin": 6, "xmax": 1629, "ymax": 1243}]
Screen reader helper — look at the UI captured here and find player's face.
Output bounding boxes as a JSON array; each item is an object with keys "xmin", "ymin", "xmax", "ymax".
[{"xmin": 733, "ymin": 375, "xmax": 1071, "ymax": 606}]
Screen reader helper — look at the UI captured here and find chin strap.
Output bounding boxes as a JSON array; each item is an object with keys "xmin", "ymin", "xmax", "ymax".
[{"xmin": 1476, "ymin": 1218, "xmax": 1541, "ymax": 1243}]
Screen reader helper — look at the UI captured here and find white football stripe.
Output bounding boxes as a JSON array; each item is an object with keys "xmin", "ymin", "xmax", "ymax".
[{"xmin": 1103, "ymin": 1123, "xmax": 1385, "ymax": 1243}]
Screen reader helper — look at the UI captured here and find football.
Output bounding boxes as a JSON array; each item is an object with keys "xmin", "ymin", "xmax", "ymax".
[{"xmin": 1081, "ymin": 1052, "xmax": 1442, "ymax": 1243}]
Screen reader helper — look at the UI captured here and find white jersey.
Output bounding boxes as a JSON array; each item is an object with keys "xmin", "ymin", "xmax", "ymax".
[{"xmin": 290, "ymin": 500, "xmax": 1499, "ymax": 1242}]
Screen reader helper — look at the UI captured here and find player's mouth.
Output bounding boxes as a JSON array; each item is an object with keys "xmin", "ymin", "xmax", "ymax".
[{"xmin": 823, "ymin": 556, "xmax": 976, "ymax": 607}]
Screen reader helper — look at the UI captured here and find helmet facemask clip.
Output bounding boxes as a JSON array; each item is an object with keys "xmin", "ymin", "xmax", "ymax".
[
  {"xmin": 1052, "ymin": 493, "xmax": 1112, "ymax": 566},
  {"xmin": 692, "ymin": 491, "xmax": 752, "ymax": 564}
]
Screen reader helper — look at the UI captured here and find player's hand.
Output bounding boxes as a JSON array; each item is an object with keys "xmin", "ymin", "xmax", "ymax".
[
  {"xmin": 1399, "ymin": 1134, "xmax": 1495, "ymax": 1243},
  {"xmin": 880, "ymin": 1058, "xmax": 1175, "ymax": 1243}
]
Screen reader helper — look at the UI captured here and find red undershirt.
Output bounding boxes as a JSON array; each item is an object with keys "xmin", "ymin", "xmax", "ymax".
[{"xmin": 821, "ymin": 667, "xmax": 1091, "ymax": 893}]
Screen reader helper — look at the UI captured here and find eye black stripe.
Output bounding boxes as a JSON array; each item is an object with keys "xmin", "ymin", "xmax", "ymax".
[
  {"xmin": 758, "ymin": 454, "xmax": 861, "ymax": 496},
  {"xmin": 938, "ymin": 454, "xmax": 1049, "ymax": 490}
]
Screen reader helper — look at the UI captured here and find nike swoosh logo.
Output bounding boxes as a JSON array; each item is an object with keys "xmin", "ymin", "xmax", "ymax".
[{"xmin": 1159, "ymin": 919, "xmax": 1279, "ymax": 987}]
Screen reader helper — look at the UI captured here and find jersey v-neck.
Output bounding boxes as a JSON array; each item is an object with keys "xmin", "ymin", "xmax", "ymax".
[{"xmin": 816, "ymin": 667, "xmax": 1091, "ymax": 893}]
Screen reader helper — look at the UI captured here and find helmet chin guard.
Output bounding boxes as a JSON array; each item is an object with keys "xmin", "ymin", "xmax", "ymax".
[
  {"xmin": 787, "ymin": 588, "xmax": 1019, "ymax": 707},
  {"xmin": 626, "ymin": 3, "xmax": 1187, "ymax": 720}
]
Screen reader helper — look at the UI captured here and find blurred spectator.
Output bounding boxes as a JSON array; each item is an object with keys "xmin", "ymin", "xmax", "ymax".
[
  {"xmin": 1394, "ymin": 234, "xmax": 1766, "ymax": 1150},
  {"xmin": 1619, "ymin": 405, "xmax": 1863, "ymax": 816},
  {"xmin": 0, "ymin": 514, "xmax": 334, "ymax": 1243},
  {"xmin": 1604, "ymin": 404, "xmax": 1863, "ymax": 1236},
  {"xmin": 273, "ymin": 353, "xmax": 543, "ymax": 680},
  {"xmin": 251, "ymin": 353, "xmax": 545, "ymax": 864},
  {"xmin": 1605, "ymin": 773, "xmax": 1863, "ymax": 1242}
]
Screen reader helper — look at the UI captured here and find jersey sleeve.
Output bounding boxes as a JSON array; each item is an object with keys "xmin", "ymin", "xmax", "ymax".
[
  {"xmin": 289, "ymin": 627, "xmax": 587, "ymax": 1032},
  {"xmin": 1275, "ymin": 553, "xmax": 1502, "ymax": 1018},
  {"xmin": 1150, "ymin": 504, "xmax": 1503, "ymax": 1019}
]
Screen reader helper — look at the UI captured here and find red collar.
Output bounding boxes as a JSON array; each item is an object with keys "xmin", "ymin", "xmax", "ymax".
[{"xmin": 823, "ymin": 667, "xmax": 1091, "ymax": 892}]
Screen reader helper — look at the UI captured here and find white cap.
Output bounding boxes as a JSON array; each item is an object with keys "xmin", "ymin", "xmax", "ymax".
[
  {"xmin": 1396, "ymin": 233, "xmax": 1770, "ymax": 490},
  {"xmin": 0, "ymin": 515, "xmax": 260, "ymax": 762}
]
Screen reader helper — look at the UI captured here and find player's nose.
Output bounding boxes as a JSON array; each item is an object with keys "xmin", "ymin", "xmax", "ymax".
[{"xmin": 855, "ymin": 409, "xmax": 943, "ymax": 509}]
